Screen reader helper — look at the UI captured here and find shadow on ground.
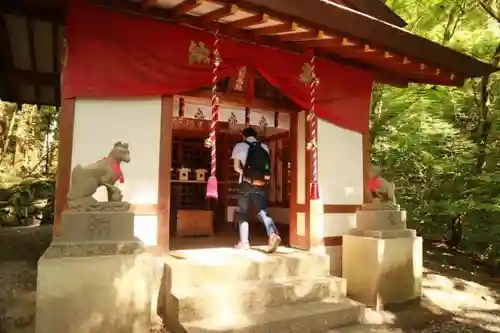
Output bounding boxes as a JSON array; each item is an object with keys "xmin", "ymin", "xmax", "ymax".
[
  {"xmin": 1, "ymin": 226, "xmax": 500, "ymax": 332},
  {"xmin": 350, "ymin": 240, "xmax": 500, "ymax": 332}
]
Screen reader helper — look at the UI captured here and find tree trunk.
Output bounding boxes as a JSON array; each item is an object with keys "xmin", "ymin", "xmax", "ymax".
[
  {"xmin": 448, "ymin": 41, "xmax": 500, "ymax": 247},
  {"xmin": 0, "ymin": 104, "xmax": 19, "ymax": 163}
]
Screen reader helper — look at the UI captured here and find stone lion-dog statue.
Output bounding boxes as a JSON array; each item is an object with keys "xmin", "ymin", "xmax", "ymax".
[
  {"xmin": 67, "ymin": 142, "xmax": 131, "ymax": 211},
  {"xmin": 367, "ymin": 164, "xmax": 397, "ymax": 207}
]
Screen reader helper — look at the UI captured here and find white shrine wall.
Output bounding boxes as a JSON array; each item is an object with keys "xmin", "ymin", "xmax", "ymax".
[
  {"xmin": 317, "ymin": 118, "xmax": 364, "ymax": 275},
  {"xmin": 72, "ymin": 98, "xmax": 162, "ymax": 245}
]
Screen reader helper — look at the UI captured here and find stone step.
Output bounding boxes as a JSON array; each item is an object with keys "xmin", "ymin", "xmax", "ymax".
[
  {"xmin": 326, "ymin": 324, "xmax": 393, "ymax": 332},
  {"xmin": 168, "ymin": 299, "xmax": 364, "ymax": 333},
  {"xmin": 172, "ymin": 276, "xmax": 346, "ymax": 322},
  {"xmin": 165, "ymin": 247, "xmax": 330, "ymax": 288}
]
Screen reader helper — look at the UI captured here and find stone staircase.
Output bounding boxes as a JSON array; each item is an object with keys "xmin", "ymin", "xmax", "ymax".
[{"xmin": 160, "ymin": 246, "xmax": 364, "ymax": 333}]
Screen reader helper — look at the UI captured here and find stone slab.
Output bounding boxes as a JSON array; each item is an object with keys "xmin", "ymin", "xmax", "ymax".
[
  {"xmin": 356, "ymin": 209, "xmax": 406, "ymax": 231},
  {"xmin": 342, "ymin": 235, "xmax": 423, "ymax": 310},
  {"xmin": 45, "ymin": 240, "xmax": 145, "ymax": 258},
  {"xmin": 174, "ymin": 276, "xmax": 346, "ymax": 322},
  {"xmin": 178, "ymin": 299, "xmax": 364, "ymax": 333},
  {"xmin": 348, "ymin": 228, "xmax": 416, "ymax": 239},
  {"xmin": 59, "ymin": 210, "xmax": 135, "ymax": 242},
  {"xmin": 36, "ymin": 245, "xmax": 156, "ymax": 333},
  {"xmin": 165, "ymin": 246, "xmax": 331, "ymax": 288}
]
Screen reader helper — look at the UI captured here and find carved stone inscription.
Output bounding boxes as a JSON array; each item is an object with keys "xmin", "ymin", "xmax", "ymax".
[
  {"xmin": 87, "ymin": 214, "xmax": 111, "ymax": 240},
  {"xmin": 388, "ymin": 211, "xmax": 397, "ymax": 226}
]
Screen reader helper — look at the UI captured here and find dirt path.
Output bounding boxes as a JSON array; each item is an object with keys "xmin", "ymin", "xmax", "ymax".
[
  {"xmin": 0, "ymin": 226, "xmax": 51, "ymax": 333},
  {"xmin": 0, "ymin": 226, "xmax": 499, "ymax": 333},
  {"xmin": 332, "ymin": 241, "xmax": 500, "ymax": 332}
]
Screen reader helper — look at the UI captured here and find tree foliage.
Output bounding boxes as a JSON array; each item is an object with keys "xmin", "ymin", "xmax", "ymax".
[
  {"xmin": 0, "ymin": 101, "xmax": 58, "ymax": 226},
  {"xmin": 377, "ymin": 0, "xmax": 500, "ymax": 264}
]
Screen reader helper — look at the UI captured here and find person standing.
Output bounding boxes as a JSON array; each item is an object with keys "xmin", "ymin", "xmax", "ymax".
[{"xmin": 231, "ymin": 127, "xmax": 281, "ymax": 253}]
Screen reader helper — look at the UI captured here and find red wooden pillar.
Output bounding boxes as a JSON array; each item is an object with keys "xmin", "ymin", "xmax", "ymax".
[
  {"xmin": 289, "ymin": 111, "xmax": 309, "ymax": 249},
  {"xmin": 362, "ymin": 133, "xmax": 371, "ymax": 203},
  {"xmin": 53, "ymin": 98, "xmax": 75, "ymax": 238},
  {"xmin": 157, "ymin": 96, "xmax": 173, "ymax": 252}
]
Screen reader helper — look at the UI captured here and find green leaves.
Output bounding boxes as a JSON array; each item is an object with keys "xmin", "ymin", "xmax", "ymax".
[{"xmin": 375, "ymin": 0, "xmax": 500, "ymax": 260}]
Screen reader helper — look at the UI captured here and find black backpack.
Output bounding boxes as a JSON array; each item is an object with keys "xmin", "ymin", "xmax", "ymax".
[{"xmin": 243, "ymin": 141, "xmax": 271, "ymax": 181}]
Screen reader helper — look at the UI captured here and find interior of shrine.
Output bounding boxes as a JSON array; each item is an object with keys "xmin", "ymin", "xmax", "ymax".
[{"xmin": 169, "ymin": 74, "xmax": 292, "ymax": 247}]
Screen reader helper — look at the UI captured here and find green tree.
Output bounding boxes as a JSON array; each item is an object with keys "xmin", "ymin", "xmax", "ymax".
[
  {"xmin": 374, "ymin": 0, "xmax": 500, "ymax": 263},
  {"xmin": 0, "ymin": 101, "xmax": 59, "ymax": 226}
]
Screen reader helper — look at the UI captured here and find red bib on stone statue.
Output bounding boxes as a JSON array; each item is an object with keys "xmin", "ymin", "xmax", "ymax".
[
  {"xmin": 368, "ymin": 177, "xmax": 382, "ymax": 192},
  {"xmin": 102, "ymin": 157, "xmax": 124, "ymax": 183}
]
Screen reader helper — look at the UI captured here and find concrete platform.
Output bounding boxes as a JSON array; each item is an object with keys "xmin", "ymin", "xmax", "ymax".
[
  {"xmin": 342, "ymin": 235, "xmax": 423, "ymax": 310},
  {"xmin": 175, "ymin": 276, "xmax": 346, "ymax": 322},
  {"xmin": 167, "ymin": 246, "xmax": 330, "ymax": 286},
  {"xmin": 36, "ymin": 242, "xmax": 156, "ymax": 333},
  {"xmin": 161, "ymin": 246, "xmax": 364, "ymax": 333},
  {"xmin": 182, "ymin": 299, "xmax": 364, "ymax": 333}
]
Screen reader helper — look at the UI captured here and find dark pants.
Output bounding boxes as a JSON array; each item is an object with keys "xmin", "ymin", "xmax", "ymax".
[{"xmin": 236, "ymin": 182, "xmax": 278, "ymax": 244}]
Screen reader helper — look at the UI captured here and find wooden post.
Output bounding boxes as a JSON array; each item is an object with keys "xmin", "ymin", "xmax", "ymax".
[
  {"xmin": 54, "ymin": 98, "xmax": 76, "ymax": 237},
  {"xmin": 157, "ymin": 96, "xmax": 173, "ymax": 252}
]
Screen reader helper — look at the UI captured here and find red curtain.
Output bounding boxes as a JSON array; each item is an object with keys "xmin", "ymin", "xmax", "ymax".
[
  {"xmin": 63, "ymin": 0, "xmax": 373, "ymax": 133},
  {"xmin": 252, "ymin": 46, "xmax": 373, "ymax": 133}
]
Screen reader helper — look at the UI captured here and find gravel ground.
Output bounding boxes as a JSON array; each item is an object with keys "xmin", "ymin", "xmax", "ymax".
[
  {"xmin": 0, "ymin": 226, "xmax": 499, "ymax": 333},
  {"xmin": 0, "ymin": 225, "xmax": 51, "ymax": 333}
]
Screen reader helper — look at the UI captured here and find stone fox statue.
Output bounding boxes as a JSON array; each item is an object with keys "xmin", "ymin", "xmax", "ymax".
[
  {"xmin": 368, "ymin": 164, "xmax": 396, "ymax": 204},
  {"xmin": 67, "ymin": 142, "xmax": 131, "ymax": 208}
]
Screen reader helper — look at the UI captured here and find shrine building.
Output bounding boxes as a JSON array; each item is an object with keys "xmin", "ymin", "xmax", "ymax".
[
  {"xmin": 0, "ymin": 0, "xmax": 497, "ymax": 275},
  {"xmin": 3, "ymin": 1, "xmax": 500, "ymax": 332}
]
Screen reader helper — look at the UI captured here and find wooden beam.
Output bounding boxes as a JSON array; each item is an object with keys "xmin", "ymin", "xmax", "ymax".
[
  {"xmin": 183, "ymin": 88, "xmax": 298, "ymax": 111},
  {"xmin": 52, "ymin": 21, "xmax": 61, "ymax": 105},
  {"xmin": 8, "ymin": 69, "xmax": 59, "ymax": 87},
  {"xmin": 318, "ymin": 42, "xmax": 458, "ymax": 86},
  {"xmin": 296, "ymin": 38, "xmax": 338, "ymax": 48},
  {"xmin": 171, "ymin": 0, "xmax": 204, "ymax": 16},
  {"xmin": 94, "ymin": 0, "xmax": 296, "ymax": 51},
  {"xmin": 372, "ymin": 72, "xmax": 408, "ymax": 88},
  {"xmin": 158, "ymin": 96, "xmax": 173, "ymax": 251},
  {"xmin": 227, "ymin": 13, "xmax": 268, "ymax": 29},
  {"xmin": 278, "ymin": 30, "xmax": 323, "ymax": 42},
  {"xmin": 245, "ymin": 0, "xmax": 497, "ymax": 78},
  {"xmin": 354, "ymin": 48, "xmax": 449, "ymax": 79},
  {"xmin": 199, "ymin": 4, "xmax": 238, "ymax": 23},
  {"xmin": 0, "ymin": 11, "xmax": 16, "ymax": 102},
  {"xmin": 0, "ymin": 2, "xmax": 65, "ymax": 24},
  {"xmin": 251, "ymin": 22, "xmax": 297, "ymax": 35},
  {"xmin": 92, "ymin": 0, "xmax": 463, "ymax": 87},
  {"xmin": 142, "ymin": 0, "xmax": 159, "ymax": 8},
  {"xmin": 26, "ymin": 18, "xmax": 40, "ymax": 104},
  {"xmin": 0, "ymin": 68, "xmax": 8, "ymax": 101}
]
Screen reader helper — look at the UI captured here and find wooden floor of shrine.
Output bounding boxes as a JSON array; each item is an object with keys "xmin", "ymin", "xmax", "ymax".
[{"xmin": 169, "ymin": 222, "xmax": 290, "ymax": 250}]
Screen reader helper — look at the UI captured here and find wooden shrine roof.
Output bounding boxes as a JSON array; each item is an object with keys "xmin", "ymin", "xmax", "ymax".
[
  {"xmin": 0, "ymin": 0, "xmax": 497, "ymax": 106},
  {"xmin": 330, "ymin": 0, "xmax": 407, "ymax": 27},
  {"xmin": 0, "ymin": 0, "xmax": 64, "ymax": 106}
]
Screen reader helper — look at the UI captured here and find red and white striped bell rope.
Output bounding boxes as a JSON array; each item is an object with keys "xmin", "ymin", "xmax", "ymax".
[
  {"xmin": 206, "ymin": 25, "xmax": 221, "ymax": 199},
  {"xmin": 307, "ymin": 50, "xmax": 320, "ymax": 200}
]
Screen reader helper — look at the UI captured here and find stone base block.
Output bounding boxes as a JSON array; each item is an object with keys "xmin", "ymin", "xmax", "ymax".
[
  {"xmin": 166, "ymin": 246, "xmax": 331, "ymax": 288},
  {"xmin": 348, "ymin": 228, "xmax": 416, "ymax": 238},
  {"xmin": 59, "ymin": 211, "xmax": 136, "ymax": 242},
  {"xmin": 342, "ymin": 235, "xmax": 422, "ymax": 310},
  {"xmin": 356, "ymin": 209, "xmax": 406, "ymax": 231},
  {"xmin": 36, "ymin": 242, "xmax": 156, "ymax": 333}
]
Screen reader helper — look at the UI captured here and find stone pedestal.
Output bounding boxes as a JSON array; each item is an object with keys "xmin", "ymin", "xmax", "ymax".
[
  {"xmin": 342, "ymin": 207, "xmax": 423, "ymax": 310},
  {"xmin": 36, "ymin": 209, "xmax": 157, "ymax": 333},
  {"xmin": 356, "ymin": 207, "xmax": 407, "ymax": 230},
  {"xmin": 58, "ymin": 210, "xmax": 136, "ymax": 242}
]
